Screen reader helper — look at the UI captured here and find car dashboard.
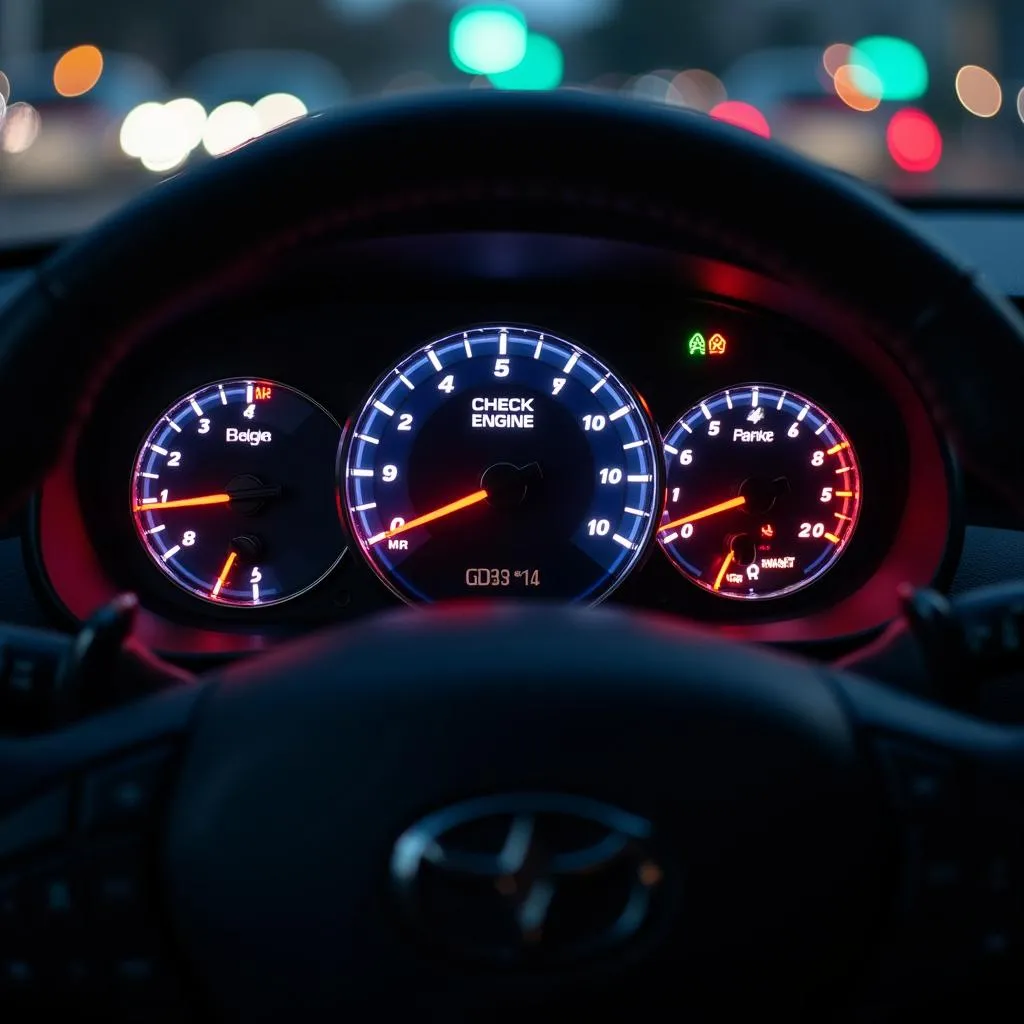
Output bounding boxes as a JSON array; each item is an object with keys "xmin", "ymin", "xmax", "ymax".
[{"xmin": 3, "ymin": 217, "xmax": 1022, "ymax": 664}]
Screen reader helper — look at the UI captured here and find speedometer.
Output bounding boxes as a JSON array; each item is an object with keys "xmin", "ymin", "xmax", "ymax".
[{"xmin": 342, "ymin": 326, "xmax": 661, "ymax": 604}]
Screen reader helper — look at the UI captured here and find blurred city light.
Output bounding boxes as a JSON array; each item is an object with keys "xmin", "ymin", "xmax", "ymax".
[
  {"xmin": 0, "ymin": 102, "xmax": 41, "ymax": 154},
  {"xmin": 120, "ymin": 98, "xmax": 208, "ymax": 172},
  {"xmin": 672, "ymin": 69, "xmax": 726, "ymax": 111},
  {"xmin": 450, "ymin": 5, "xmax": 528, "ymax": 76},
  {"xmin": 851, "ymin": 36, "xmax": 927, "ymax": 101},
  {"xmin": 1017, "ymin": 86, "xmax": 1024, "ymax": 124},
  {"xmin": 488, "ymin": 33, "xmax": 563, "ymax": 90},
  {"xmin": 833, "ymin": 64, "xmax": 881, "ymax": 111},
  {"xmin": 203, "ymin": 101, "xmax": 260, "ymax": 156},
  {"xmin": 629, "ymin": 71, "xmax": 679, "ymax": 104},
  {"xmin": 955, "ymin": 65, "xmax": 1002, "ymax": 118},
  {"xmin": 253, "ymin": 92, "xmax": 308, "ymax": 131},
  {"xmin": 709, "ymin": 100, "xmax": 770, "ymax": 138},
  {"xmin": 119, "ymin": 103, "xmax": 164, "ymax": 158},
  {"xmin": 53, "ymin": 45, "xmax": 104, "ymax": 98},
  {"xmin": 822, "ymin": 43, "xmax": 851, "ymax": 79},
  {"xmin": 163, "ymin": 98, "xmax": 207, "ymax": 152},
  {"xmin": 886, "ymin": 108, "xmax": 941, "ymax": 172}
]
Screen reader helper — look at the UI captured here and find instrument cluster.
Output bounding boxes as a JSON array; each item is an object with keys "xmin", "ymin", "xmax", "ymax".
[{"xmin": 32, "ymin": 242, "xmax": 959, "ymax": 656}]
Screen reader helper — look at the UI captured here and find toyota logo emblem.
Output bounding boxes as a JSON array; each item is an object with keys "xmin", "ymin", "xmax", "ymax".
[{"xmin": 390, "ymin": 793, "xmax": 664, "ymax": 964}]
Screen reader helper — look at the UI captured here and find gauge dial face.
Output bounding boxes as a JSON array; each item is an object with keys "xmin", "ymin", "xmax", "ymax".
[
  {"xmin": 658, "ymin": 384, "xmax": 861, "ymax": 600},
  {"xmin": 343, "ymin": 326, "xmax": 661, "ymax": 603},
  {"xmin": 131, "ymin": 379, "xmax": 344, "ymax": 607}
]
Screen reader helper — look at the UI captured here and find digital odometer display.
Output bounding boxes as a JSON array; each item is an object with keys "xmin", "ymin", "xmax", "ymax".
[
  {"xmin": 657, "ymin": 383, "xmax": 862, "ymax": 600},
  {"xmin": 342, "ymin": 326, "xmax": 662, "ymax": 604}
]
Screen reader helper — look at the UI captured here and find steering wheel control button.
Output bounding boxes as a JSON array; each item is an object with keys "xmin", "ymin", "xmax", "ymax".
[
  {"xmin": 391, "ymin": 792, "xmax": 665, "ymax": 965},
  {"xmin": 0, "ymin": 634, "xmax": 71, "ymax": 736},
  {"xmin": 0, "ymin": 788, "xmax": 68, "ymax": 862},
  {"xmin": 872, "ymin": 739, "xmax": 959, "ymax": 813},
  {"xmin": 80, "ymin": 747, "xmax": 172, "ymax": 832}
]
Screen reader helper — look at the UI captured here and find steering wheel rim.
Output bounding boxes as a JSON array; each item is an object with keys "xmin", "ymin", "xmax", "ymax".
[
  {"xmin": 1, "ymin": 89, "xmax": 1022, "ymax": 516},
  {"xmin": 0, "ymin": 91, "xmax": 1023, "ymax": 1019}
]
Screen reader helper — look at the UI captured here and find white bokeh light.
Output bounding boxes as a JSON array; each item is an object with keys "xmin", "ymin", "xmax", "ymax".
[
  {"xmin": 202, "ymin": 101, "xmax": 260, "ymax": 156},
  {"xmin": 119, "ymin": 102, "xmax": 164, "ymax": 159},
  {"xmin": 253, "ymin": 92, "xmax": 308, "ymax": 133},
  {"xmin": 1, "ymin": 102, "xmax": 41, "ymax": 154}
]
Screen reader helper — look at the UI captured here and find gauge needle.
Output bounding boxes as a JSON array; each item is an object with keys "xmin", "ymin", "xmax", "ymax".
[
  {"xmin": 713, "ymin": 551, "xmax": 734, "ymax": 592},
  {"xmin": 133, "ymin": 483, "xmax": 282, "ymax": 512},
  {"xmin": 367, "ymin": 488, "xmax": 489, "ymax": 546},
  {"xmin": 134, "ymin": 493, "xmax": 230, "ymax": 512},
  {"xmin": 658, "ymin": 495, "xmax": 747, "ymax": 533},
  {"xmin": 211, "ymin": 551, "xmax": 237, "ymax": 599}
]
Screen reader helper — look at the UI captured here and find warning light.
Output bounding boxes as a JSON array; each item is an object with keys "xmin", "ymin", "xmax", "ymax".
[
  {"xmin": 687, "ymin": 332, "xmax": 707, "ymax": 356},
  {"xmin": 761, "ymin": 524, "xmax": 775, "ymax": 538},
  {"xmin": 708, "ymin": 332, "xmax": 727, "ymax": 356},
  {"xmin": 254, "ymin": 386, "xmax": 273, "ymax": 400}
]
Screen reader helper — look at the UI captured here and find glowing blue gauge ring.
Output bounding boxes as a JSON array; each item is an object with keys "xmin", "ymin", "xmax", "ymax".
[
  {"xmin": 658, "ymin": 383, "xmax": 862, "ymax": 601},
  {"xmin": 132, "ymin": 378, "xmax": 345, "ymax": 607},
  {"xmin": 342, "ymin": 326, "xmax": 662, "ymax": 604}
]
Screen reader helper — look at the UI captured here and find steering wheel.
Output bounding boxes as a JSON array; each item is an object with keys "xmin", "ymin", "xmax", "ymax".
[{"xmin": 2, "ymin": 91, "xmax": 1024, "ymax": 1020}]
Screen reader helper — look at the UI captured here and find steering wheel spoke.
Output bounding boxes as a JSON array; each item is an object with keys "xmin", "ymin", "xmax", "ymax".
[
  {"xmin": 835, "ymin": 673, "xmax": 1024, "ymax": 1004},
  {"xmin": 0, "ymin": 682, "xmax": 204, "ymax": 1014}
]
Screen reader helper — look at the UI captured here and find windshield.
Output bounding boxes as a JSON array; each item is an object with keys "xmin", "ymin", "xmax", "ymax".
[{"xmin": 0, "ymin": 0, "xmax": 1017, "ymax": 244}]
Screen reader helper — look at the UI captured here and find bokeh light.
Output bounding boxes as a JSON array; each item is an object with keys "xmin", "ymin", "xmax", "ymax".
[
  {"xmin": 120, "ymin": 98, "xmax": 207, "ymax": 172},
  {"xmin": 822, "ymin": 43, "xmax": 851, "ymax": 79},
  {"xmin": 450, "ymin": 5, "xmax": 528, "ymax": 76},
  {"xmin": 851, "ymin": 36, "xmax": 928, "ymax": 101},
  {"xmin": 833, "ymin": 64, "xmax": 881, "ymax": 111},
  {"xmin": 202, "ymin": 101, "xmax": 260, "ymax": 157},
  {"xmin": 0, "ymin": 71, "xmax": 10, "ymax": 104},
  {"xmin": 709, "ymin": 100, "xmax": 770, "ymax": 138},
  {"xmin": 253, "ymin": 92, "xmax": 308, "ymax": 132},
  {"xmin": 1017, "ymin": 86, "xmax": 1024, "ymax": 124},
  {"xmin": 488, "ymin": 32, "xmax": 563, "ymax": 90},
  {"xmin": 119, "ymin": 103, "xmax": 163, "ymax": 158},
  {"xmin": 53, "ymin": 44, "xmax": 104, "ymax": 98},
  {"xmin": 629, "ymin": 71, "xmax": 680, "ymax": 104},
  {"xmin": 955, "ymin": 65, "xmax": 1002, "ymax": 118},
  {"xmin": 671, "ymin": 69, "xmax": 726, "ymax": 111},
  {"xmin": 0, "ymin": 102, "xmax": 41, "ymax": 154},
  {"xmin": 886, "ymin": 108, "xmax": 941, "ymax": 173}
]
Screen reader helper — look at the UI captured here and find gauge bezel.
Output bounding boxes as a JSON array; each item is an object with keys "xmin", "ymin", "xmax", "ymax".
[
  {"xmin": 656, "ymin": 381, "xmax": 863, "ymax": 602},
  {"xmin": 338, "ymin": 323, "xmax": 664, "ymax": 607},
  {"xmin": 129, "ymin": 376, "xmax": 346, "ymax": 609}
]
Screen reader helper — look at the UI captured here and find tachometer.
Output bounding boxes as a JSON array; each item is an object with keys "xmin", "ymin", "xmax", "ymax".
[
  {"xmin": 131, "ymin": 378, "xmax": 344, "ymax": 607},
  {"xmin": 657, "ymin": 384, "xmax": 861, "ymax": 600},
  {"xmin": 342, "ymin": 326, "xmax": 661, "ymax": 603}
]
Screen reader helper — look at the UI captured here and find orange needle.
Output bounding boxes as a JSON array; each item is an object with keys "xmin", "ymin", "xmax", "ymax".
[
  {"xmin": 368, "ymin": 489, "xmax": 488, "ymax": 546},
  {"xmin": 713, "ymin": 551, "xmax": 735, "ymax": 591},
  {"xmin": 211, "ymin": 551, "xmax": 237, "ymax": 599},
  {"xmin": 659, "ymin": 495, "xmax": 746, "ymax": 533},
  {"xmin": 134, "ymin": 493, "xmax": 231, "ymax": 512}
]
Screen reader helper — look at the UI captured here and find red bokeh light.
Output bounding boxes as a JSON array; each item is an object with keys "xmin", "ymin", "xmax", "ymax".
[
  {"xmin": 886, "ymin": 108, "xmax": 942, "ymax": 173},
  {"xmin": 709, "ymin": 100, "xmax": 770, "ymax": 138}
]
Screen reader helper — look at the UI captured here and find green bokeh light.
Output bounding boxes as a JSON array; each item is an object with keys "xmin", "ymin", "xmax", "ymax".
[
  {"xmin": 488, "ymin": 32, "xmax": 564, "ymax": 90},
  {"xmin": 450, "ymin": 5, "xmax": 528, "ymax": 76},
  {"xmin": 851, "ymin": 36, "xmax": 928, "ymax": 100}
]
